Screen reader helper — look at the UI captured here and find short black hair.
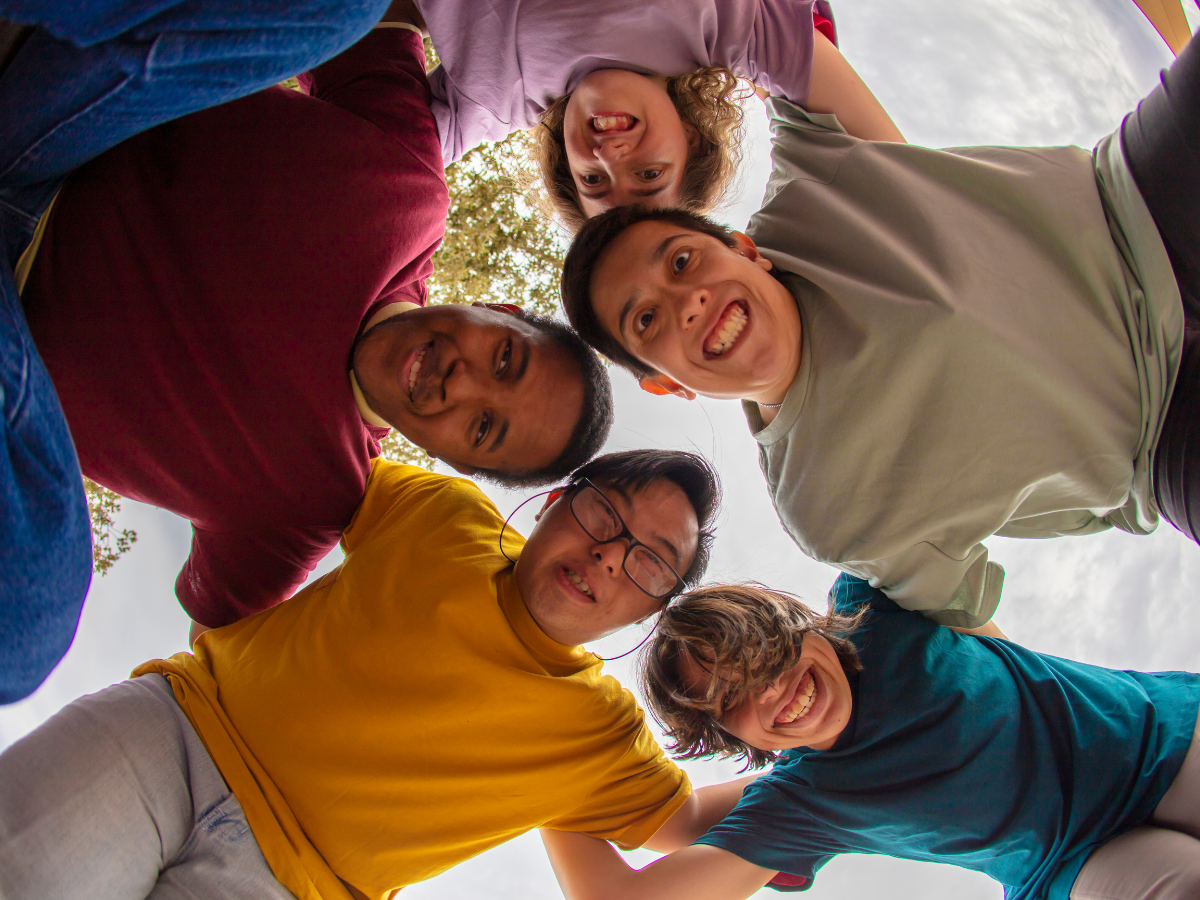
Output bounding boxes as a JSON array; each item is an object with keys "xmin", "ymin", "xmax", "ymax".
[
  {"xmin": 569, "ymin": 448, "xmax": 721, "ymax": 589},
  {"xmin": 560, "ymin": 206, "xmax": 737, "ymax": 379},
  {"xmin": 475, "ymin": 313, "xmax": 614, "ymax": 489}
]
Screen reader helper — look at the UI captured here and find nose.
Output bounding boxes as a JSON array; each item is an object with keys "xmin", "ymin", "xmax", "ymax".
[
  {"xmin": 676, "ymin": 285, "xmax": 709, "ymax": 331},
  {"xmin": 441, "ymin": 357, "xmax": 489, "ymax": 404},
  {"xmin": 593, "ymin": 136, "xmax": 632, "ymax": 163},
  {"xmin": 591, "ymin": 539, "xmax": 628, "ymax": 580}
]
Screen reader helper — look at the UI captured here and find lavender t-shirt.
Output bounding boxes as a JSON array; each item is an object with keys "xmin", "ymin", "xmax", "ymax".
[{"xmin": 417, "ymin": 0, "xmax": 827, "ymax": 163}]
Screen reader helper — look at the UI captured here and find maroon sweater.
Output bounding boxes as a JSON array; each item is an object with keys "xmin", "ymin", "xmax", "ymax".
[{"xmin": 24, "ymin": 28, "xmax": 448, "ymax": 627}]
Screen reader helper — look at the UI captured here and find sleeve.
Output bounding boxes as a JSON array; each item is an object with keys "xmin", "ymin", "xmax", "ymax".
[
  {"xmin": 296, "ymin": 28, "xmax": 443, "ymax": 172},
  {"xmin": 341, "ymin": 459, "xmax": 475, "ymax": 552},
  {"xmin": 176, "ymin": 524, "xmax": 336, "ymax": 627},
  {"xmin": 747, "ymin": 0, "xmax": 818, "ymax": 104},
  {"xmin": 694, "ymin": 779, "xmax": 836, "ymax": 893},
  {"xmin": 545, "ymin": 718, "xmax": 693, "ymax": 850},
  {"xmin": 848, "ymin": 543, "xmax": 1005, "ymax": 629},
  {"xmin": 425, "ymin": 68, "xmax": 515, "ymax": 165}
]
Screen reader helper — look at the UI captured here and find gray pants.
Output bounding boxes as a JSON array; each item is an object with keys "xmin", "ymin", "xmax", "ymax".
[
  {"xmin": 1072, "ymin": 713, "xmax": 1200, "ymax": 900},
  {"xmin": 0, "ymin": 675, "xmax": 294, "ymax": 900}
]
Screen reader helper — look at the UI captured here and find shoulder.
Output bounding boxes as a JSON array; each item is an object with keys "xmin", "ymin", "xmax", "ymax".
[
  {"xmin": 343, "ymin": 460, "xmax": 503, "ymax": 551},
  {"xmin": 826, "ymin": 573, "xmax": 896, "ymax": 617}
]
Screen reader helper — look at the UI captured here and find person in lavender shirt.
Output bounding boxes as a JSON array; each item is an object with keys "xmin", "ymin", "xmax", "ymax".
[{"xmin": 396, "ymin": 0, "xmax": 904, "ymax": 230}]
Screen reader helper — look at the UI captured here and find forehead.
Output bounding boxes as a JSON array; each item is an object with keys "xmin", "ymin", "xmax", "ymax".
[{"xmin": 592, "ymin": 476, "xmax": 699, "ymax": 568}]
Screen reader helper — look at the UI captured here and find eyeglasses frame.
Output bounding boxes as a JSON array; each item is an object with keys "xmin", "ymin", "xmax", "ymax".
[{"xmin": 565, "ymin": 477, "xmax": 685, "ymax": 602}]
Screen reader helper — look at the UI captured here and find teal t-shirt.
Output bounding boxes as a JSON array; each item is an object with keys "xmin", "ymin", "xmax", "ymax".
[{"xmin": 695, "ymin": 575, "xmax": 1200, "ymax": 900}]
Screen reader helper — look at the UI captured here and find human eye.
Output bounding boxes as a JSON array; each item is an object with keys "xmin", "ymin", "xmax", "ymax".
[
  {"xmin": 580, "ymin": 172, "xmax": 603, "ymax": 186},
  {"xmin": 671, "ymin": 249, "xmax": 691, "ymax": 274},
  {"xmin": 474, "ymin": 411, "xmax": 491, "ymax": 448},
  {"xmin": 497, "ymin": 339, "xmax": 512, "ymax": 376},
  {"xmin": 639, "ymin": 167, "xmax": 663, "ymax": 181},
  {"xmin": 634, "ymin": 308, "xmax": 655, "ymax": 335}
]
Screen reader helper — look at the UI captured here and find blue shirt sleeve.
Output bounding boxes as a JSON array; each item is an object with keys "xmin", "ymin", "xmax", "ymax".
[{"xmin": 695, "ymin": 776, "xmax": 839, "ymax": 891}]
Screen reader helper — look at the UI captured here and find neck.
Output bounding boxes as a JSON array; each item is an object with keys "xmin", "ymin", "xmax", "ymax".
[{"xmin": 749, "ymin": 309, "xmax": 803, "ymax": 426}]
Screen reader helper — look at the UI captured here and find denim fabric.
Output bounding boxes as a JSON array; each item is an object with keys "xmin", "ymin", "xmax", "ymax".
[
  {"xmin": 0, "ymin": 250, "xmax": 90, "ymax": 704},
  {"xmin": 0, "ymin": 0, "xmax": 389, "ymax": 702},
  {"xmin": 0, "ymin": 675, "xmax": 295, "ymax": 899}
]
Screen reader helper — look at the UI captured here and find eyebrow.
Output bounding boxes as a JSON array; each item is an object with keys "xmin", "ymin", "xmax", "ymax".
[{"xmin": 580, "ymin": 180, "xmax": 675, "ymax": 202}]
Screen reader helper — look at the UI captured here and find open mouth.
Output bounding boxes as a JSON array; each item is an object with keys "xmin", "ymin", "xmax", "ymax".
[
  {"xmin": 590, "ymin": 114, "xmax": 636, "ymax": 133},
  {"xmin": 405, "ymin": 344, "xmax": 431, "ymax": 400},
  {"xmin": 774, "ymin": 669, "xmax": 817, "ymax": 726},
  {"xmin": 703, "ymin": 302, "xmax": 749, "ymax": 358},
  {"xmin": 563, "ymin": 566, "xmax": 594, "ymax": 600}
]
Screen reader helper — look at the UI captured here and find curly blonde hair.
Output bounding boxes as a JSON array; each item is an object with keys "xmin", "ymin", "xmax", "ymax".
[
  {"xmin": 640, "ymin": 583, "xmax": 864, "ymax": 769},
  {"xmin": 531, "ymin": 67, "xmax": 749, "ymax": 232}
]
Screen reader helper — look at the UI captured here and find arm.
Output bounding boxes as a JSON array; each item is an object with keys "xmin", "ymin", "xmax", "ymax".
[
  {"xmin": 642, "ymin": 775, "xmax": 758, "ymax": 852},
  {"xmin": 542, "ymin": 831, "xmax": 774, "ymax": 900},
  {"xmin": 804, "ymin": 30, "xmax": 905, "ymax": 143}
]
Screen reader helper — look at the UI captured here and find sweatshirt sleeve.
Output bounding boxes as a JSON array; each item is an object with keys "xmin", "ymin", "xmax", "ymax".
[
  {"xmin": 176, "ymin": 524, "xmax": 335, "ymax": 627},
  {"xmin": 298, "ymin": 28, "xmax": 444, "ymax": 175},
  {"xmin": 851, "ymin": 543, "xmax": 1005, "ymax": 629},
  {"xmin": 743, "ymin": 0, "xmax": 819, "ymax": 105}
]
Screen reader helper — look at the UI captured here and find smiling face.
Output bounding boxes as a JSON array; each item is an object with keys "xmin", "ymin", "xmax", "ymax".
[
  {"xmin": 515, "ymin": 478, "xmax": 699, "ymax": 647},
  {"xmin": 563, "ymin": 69, "xmax": 699, "ymax": 218},
  {"xmin": 352, "ymin": 305, "xmax": 584, "ymax": 475},
  {"xmin": 683, "ymin": 633, "xmax": 853, "ymax": 752},
  {"xmin": 589, "ymin": 220, "xmax": 803, "ymax": 404}
]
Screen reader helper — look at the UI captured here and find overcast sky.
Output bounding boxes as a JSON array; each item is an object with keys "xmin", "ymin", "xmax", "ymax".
[{"xmin": 5, "ymin": 2, "xmax": 1199, "ymax": 898}]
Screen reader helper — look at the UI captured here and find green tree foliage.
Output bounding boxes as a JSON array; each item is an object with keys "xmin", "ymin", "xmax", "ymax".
[
  {"xmin": 86, "ymin": 42, "xmax": 565, "ymax": 570},
  {"xmin": 85, "ymin": 478, "xmax": 137, "ymax": 576}
]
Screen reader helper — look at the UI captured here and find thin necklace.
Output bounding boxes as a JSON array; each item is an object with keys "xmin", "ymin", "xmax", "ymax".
[{"xmin": 758, "ymin": 399, "xmax": 785, "ymax": 409}]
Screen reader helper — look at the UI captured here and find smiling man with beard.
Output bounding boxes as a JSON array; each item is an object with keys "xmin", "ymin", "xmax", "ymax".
[{"xmin": 17, "ymin": 20, "xmax": 612, "ymax": 668}]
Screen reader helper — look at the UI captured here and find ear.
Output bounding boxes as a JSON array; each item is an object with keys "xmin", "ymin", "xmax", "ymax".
[
  {"xmin": 534, "ymin": 489, "xmax": 566, "ymax": 522},
  {"xmin": 473, "ymin": 302, "xmax": 525, "ymax": 317},
  {"xmin": 445, "ymin": 460, "xmax": 475, "ymax": 476},
  {"xmin": 730, "ymin": 231, "xmax": 773, "ymax": 272},
  {"xmin": 683, "ymin": 120, "xmax": 703, "ymax": 154},
  {"xmin": 640, "ymin": 374, "xmax": 697, "ymax": 401}
]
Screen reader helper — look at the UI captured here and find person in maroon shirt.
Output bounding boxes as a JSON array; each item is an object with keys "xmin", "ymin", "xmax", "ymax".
[{"xmin": 20, "ymin": 22, "xmax": 613, "ymax": 638}]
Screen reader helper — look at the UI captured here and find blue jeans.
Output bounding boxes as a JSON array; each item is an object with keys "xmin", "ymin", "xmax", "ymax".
[{"xmin": 0, "ymin": 0, "xmax": 390, "ymax": 703}]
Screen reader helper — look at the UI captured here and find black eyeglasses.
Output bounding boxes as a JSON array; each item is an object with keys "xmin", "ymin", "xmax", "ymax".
[{"xmin": 567, "ymin": 478, "xmax": 684, "ymax": 600}]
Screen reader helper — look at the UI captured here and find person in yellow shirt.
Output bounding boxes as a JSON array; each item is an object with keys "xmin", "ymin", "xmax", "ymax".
[{"xmin": 0, "ymin": 450, "xmax": 749, "ymax": 900}]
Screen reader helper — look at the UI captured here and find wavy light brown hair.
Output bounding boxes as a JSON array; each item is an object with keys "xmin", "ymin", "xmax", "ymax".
[
  {"xmin": 641, "ymin": 584, "xmax": 864, "ymax": 769},
  {"xmin": 531, "ymin": 67, "xmax": 749, "ymax": 233}
]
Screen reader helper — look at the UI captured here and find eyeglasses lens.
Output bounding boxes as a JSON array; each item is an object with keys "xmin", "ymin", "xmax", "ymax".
[
  {"xmin": 626, "ymin": 546, "xmax": 675, "ymax": 597},
  {"xmin": 572, "ymin": 487, "xmax": 622, "ymax": 541},
  {"xmin": 572, "ymin": 487, "xmax": 676, "ymax": 599}
]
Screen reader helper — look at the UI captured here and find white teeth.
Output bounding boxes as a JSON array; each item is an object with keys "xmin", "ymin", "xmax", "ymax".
[
  {"xmin": 776, "ymin": 671, "xmax": 816, "ymax": 725},
  {"xmin": 566, "ymin": 568, "xmax": 593, "ymax": 596},
  {"xmin": 408, "ymin": 346, "xmax": 428, "ymax": 395},
  {"xmin": 591, "ymin": 115, "xmax": 634, "ymax": 133},
  {"xmin": 705, "ymin": 305, "xmax": 748, "ymax": 356}
]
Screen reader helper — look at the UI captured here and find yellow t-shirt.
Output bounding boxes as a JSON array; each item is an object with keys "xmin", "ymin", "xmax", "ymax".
[{"xmin": 135, "ymin": 460, "xmax": 690, "ymax": 900}]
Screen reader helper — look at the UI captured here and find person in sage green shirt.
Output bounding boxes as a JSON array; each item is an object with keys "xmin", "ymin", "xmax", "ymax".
[{"xmin": 560, "ymin": 34, "xmax": 1200, "ymax": 634}]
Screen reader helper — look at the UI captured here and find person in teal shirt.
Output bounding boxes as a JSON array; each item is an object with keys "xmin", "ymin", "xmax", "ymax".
[{"xmin": 541, "ymin": 575, "xmax": 1200, "ymax": 900}]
